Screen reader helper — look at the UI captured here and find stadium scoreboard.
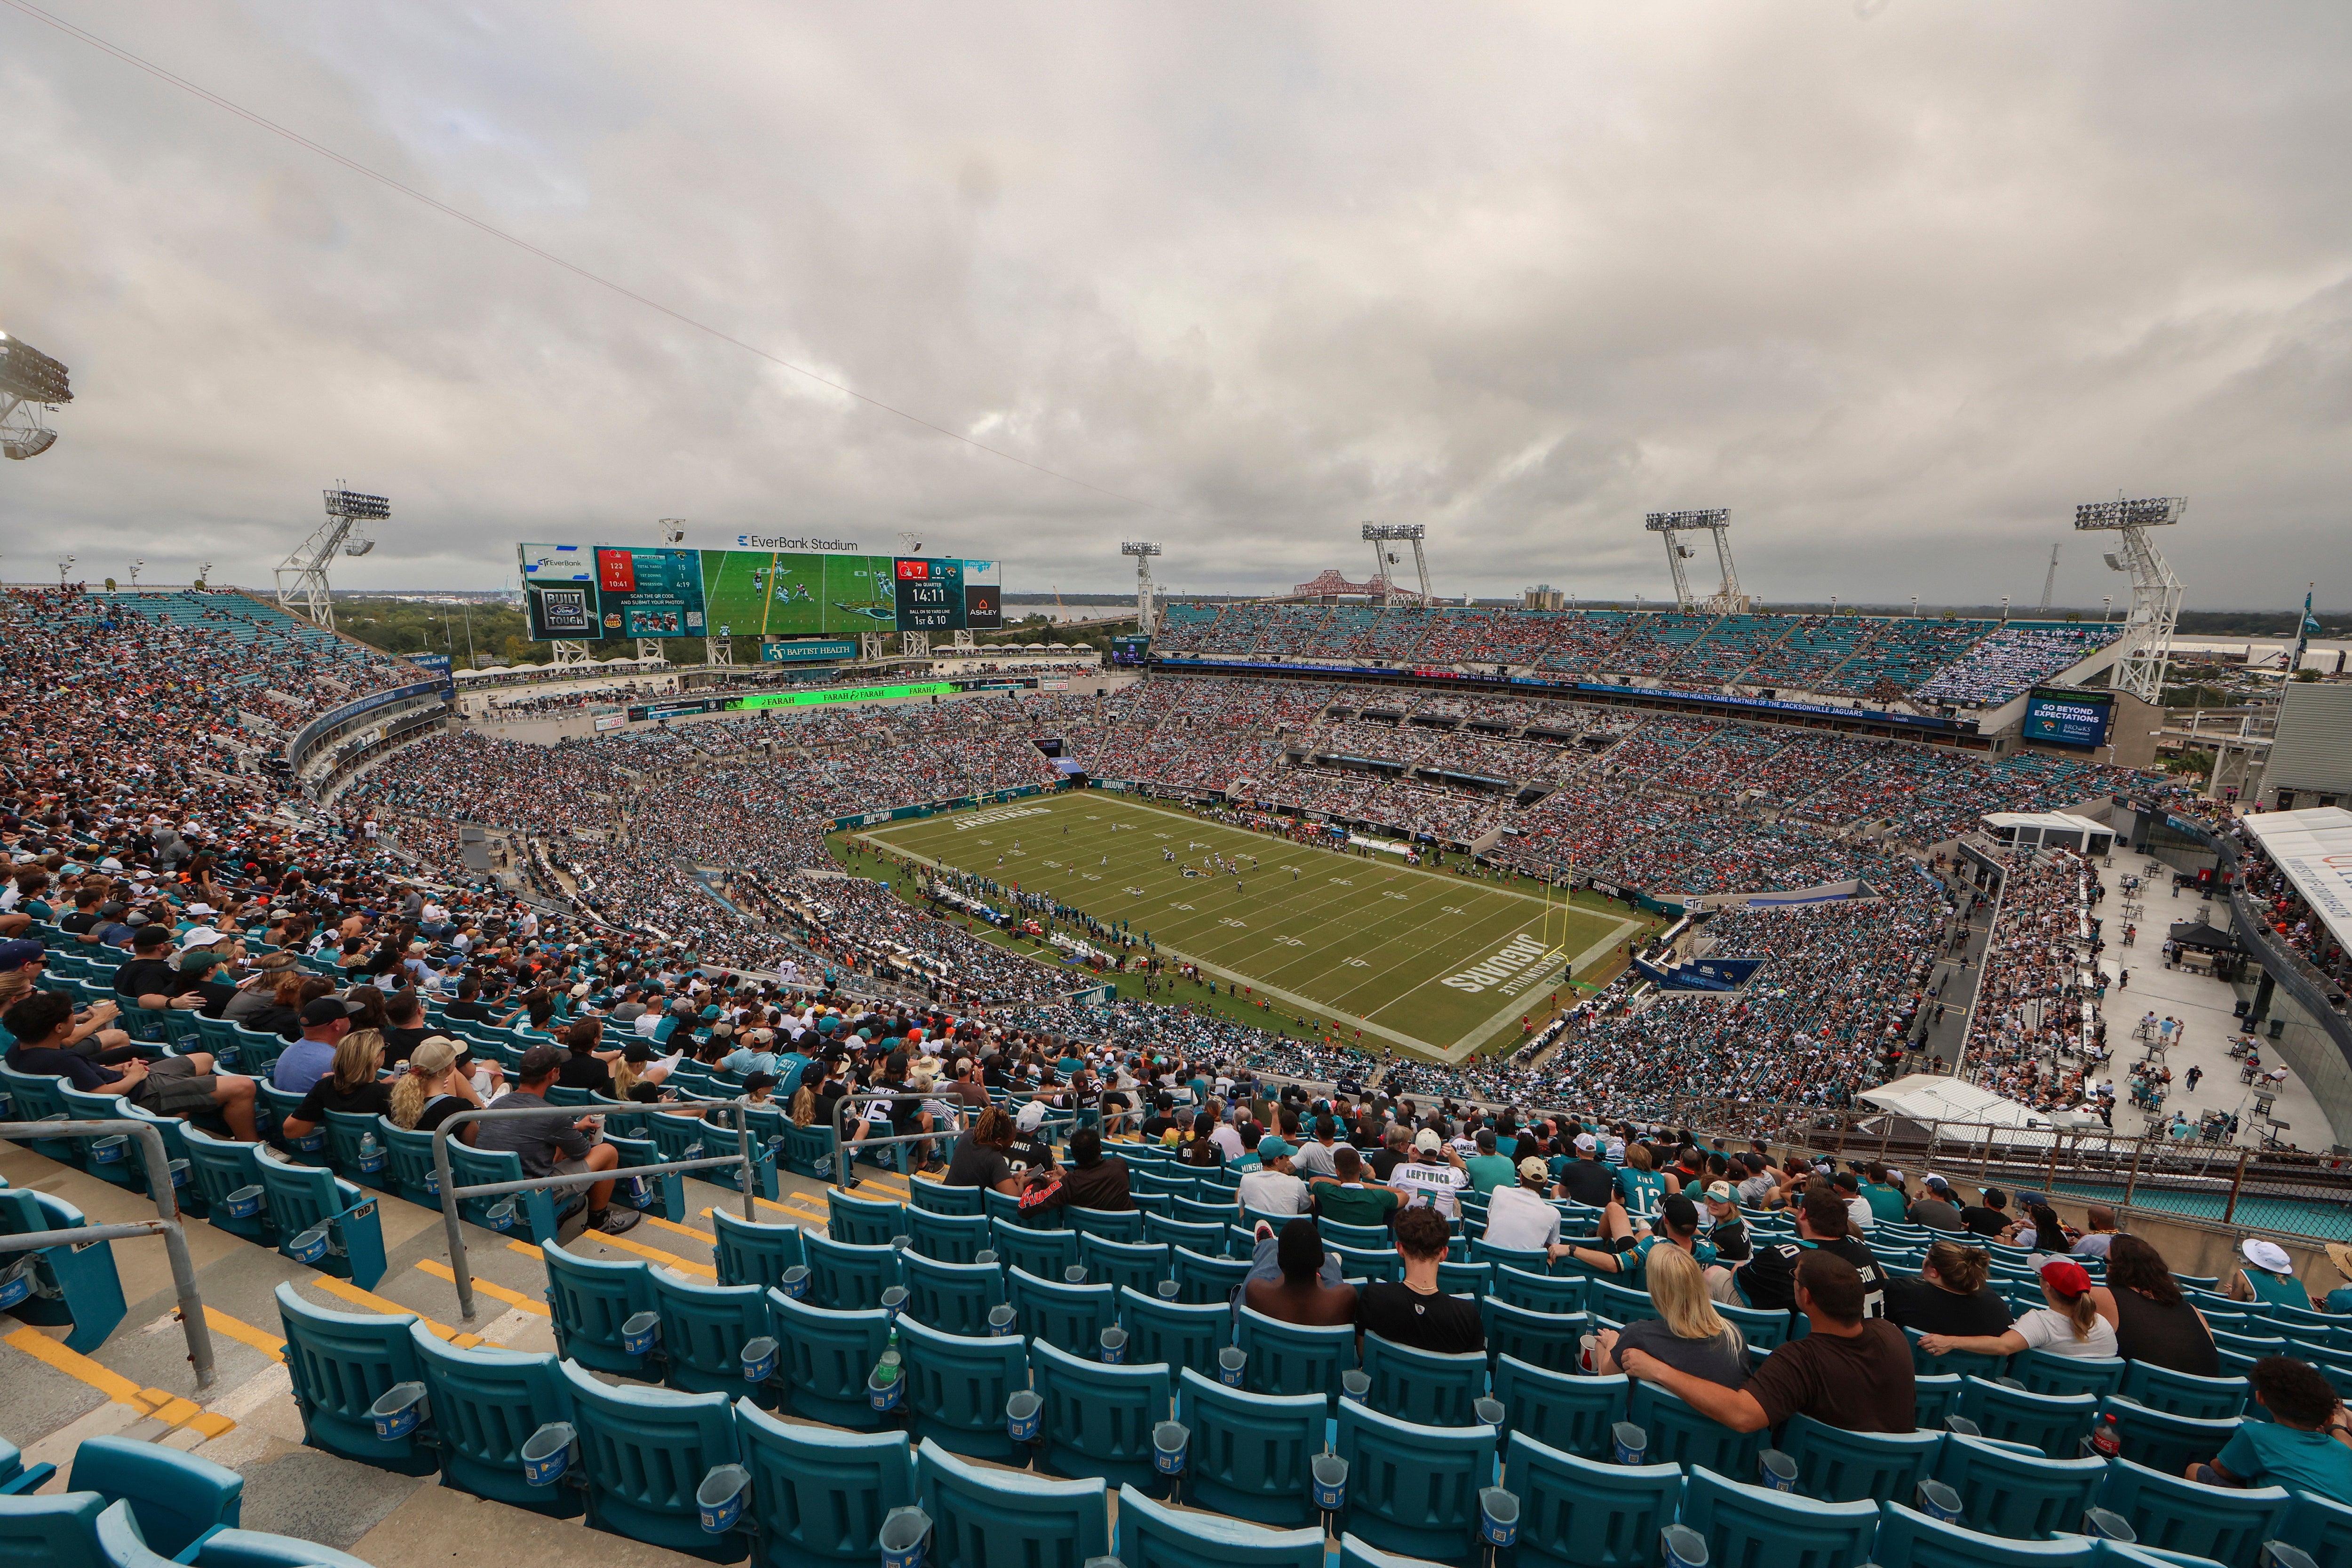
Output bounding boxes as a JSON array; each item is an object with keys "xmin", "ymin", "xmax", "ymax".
[
  {"xmin": 2021, "ymin": 686, "xmax": 2113, "ymax": 749},
  {"xmin": 522, "ymin": 541, "xmax": 1000, "ymax": 641}
]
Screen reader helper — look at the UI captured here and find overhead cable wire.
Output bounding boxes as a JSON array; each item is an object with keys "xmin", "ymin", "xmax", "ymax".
[{"xmin": 0, "ymin": 0, "xmax": 1170, "ymax": 515}]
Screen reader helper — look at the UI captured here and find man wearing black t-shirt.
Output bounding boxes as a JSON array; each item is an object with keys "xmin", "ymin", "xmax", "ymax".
[
  {"xmin": 1959, "ymin": 1186, "xmax": 2010, "ymax": 1238},
  {"xmin": 112, "ymin": 927, "xmax": 202, "ymax": 1010},
  {"xmin": 1558, "ymin": 1137, "xmax": 1619, "ymax": 1208},
  {"xmin": 1729, "ymin": 1186, "xmax": 1888, "ymax": 1319},
  {"xmin": 440, "ymin": 978, "xmax": 493, "ymax": 1024},
  {"xmin": 380, "ymin": 990, "xmax": 438, "ymax": 1066},
  {"xmin": 1356, "ymin": 1204, "xmax": 1484, "ymax": 1354}
]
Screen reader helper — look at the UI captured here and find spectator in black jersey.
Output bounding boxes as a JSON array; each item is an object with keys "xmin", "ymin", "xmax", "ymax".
[
  {"xmin": 1357, "ymin": 1204, "xmax": 1483, "ymax": 1354},
  {"xmin": 111, "ymin": 925, "xmax": 204, "ymax": 1010},
  {"xmin": 1960, "ymin": 1186, "xmax": 2010, "ymax": 1238},
  {"xmin": 1885, "ymin": 1238, "xmax": 2013, "ymax": 1337},
  {"xmin": 440, "ymin": 976, "xmax": 493, "ymax": 1024},
  {"xmin": 557, "ymin": 1018, "xmax": 614, "ymax": 1092},
  {"xmin": 1559, "ymin": 1133, "xmax": 1619, "ymax": 1208},
  {"xmin": 1723, "ymin": 1185, "xmax": 1888, "ymax": 1318}
]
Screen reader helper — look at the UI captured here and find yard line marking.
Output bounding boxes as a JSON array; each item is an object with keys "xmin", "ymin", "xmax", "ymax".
[{"xmin": 414, "ymin": 1259, "xmax": 550, "ymax": 1316}]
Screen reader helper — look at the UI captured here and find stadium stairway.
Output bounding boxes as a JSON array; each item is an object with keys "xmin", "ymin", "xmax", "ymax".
[{"xmin": 0, "ymin": 1125, "xmax": 869, "ymax": 1568}]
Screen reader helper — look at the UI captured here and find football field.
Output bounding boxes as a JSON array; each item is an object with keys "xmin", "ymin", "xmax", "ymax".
[{"xmin": 854, "ymin": 791, "xmax": 1638, "ymax": 1061}]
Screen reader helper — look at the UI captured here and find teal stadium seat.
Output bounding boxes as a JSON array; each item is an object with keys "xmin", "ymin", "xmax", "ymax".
[
  {"xmin": 66, "ymin": 1436, "xmax": 244, "ymax": 1558},
  {"xmin": 992, "ymin": 1225, "xmax": 1080, "ymax": 1282},
  {"xmin": 1143, "ymin": 1215, "xmax": 1225, "ymax": 1255},
  {"xmin": 901, "ymin": 1253, "xmax": 1008, "ymax": 1339},
  {"xmin": 1119, "ymin": 1287, "xmax": 1232, "ymax": 1370},
  {"xmin": 1028, "ymin": 1337, "xmax": 1173, "ymax": 1491},
  {"xmin": 2098, "ymin": 1397, "xmax": 2241, "ymax": 1477},
  {"xmin": 1340, "ymin": 1535, "xmax": 1461, "ymax": 1568},
  {"xmin": 2116, "ymin": 1363, "xmax": 2248, "ymax": 1421},
  {"xmin": 2013, "ymin": 1349, "xmax": 2128, "ymax": 1401},
  {"xmin": 1006, "ymin": 1266, "xmax": 1117, "ymax": 1357},
  {"xmin": 254, "ymin": 1157, "xmax": 386, "ymax": 1288},
  {"xmin": 1931, "ymin": 1432, "xmax": 2106, "ymax": 1540},
  {"xmin": 1916, "ymin": 1374, "xmax": 1966, "ymax": 1430},
  {"xmin": 0, "ymin": 1186, "xmax": 126, "ymax": 1353},
  {"xmin": 1627, "ymin": 1380, "xmax": 1763, "ymax": 1480},
  {"xmin": 558, "ymin": 1359, "xmax": 745, "ymax": 1564},
  {"xmin": 1490, "ymin": 1358, "xmax": 1627, "ymax": 1459},
  {"xmin": 1078, "ymin": 1235, "xmax": 1169, "ymax": 1296},
  {"xmin": 1066, "ymin": 1206, "xmax": 1146, "ymax": 1244},
  {"xmin": 1, "ymin": 1490, "xmax": 109, "ymax": 1568},
  {"xmin": 1334, "ymin": 1399, "xmax": 1498, "ymax": 1566},
  {"xmin": 2094, "ymin": 1458, "xmax": 2289, "ymax": 1568},
  {"xmin": 1112, "ymin": 1484, "xmax": 1325, "ymax": 1568},
  {"xmin": 375, "ymin": 1123, "xmax": 444, "ymax": 1211},
  {"xmin": 803, "ymin": 1234, "xmax": 903, "ymax": 1311},
  {"xmin": 770, "ymin": 1292, "xmax": 891, "ymax": 1431},
  {"xmin": 1501, "ymin": 1432, "xmax": 1681, "ymax": 1568},
  {"xmin": 406, "ymin": 1322, "xmax": 581, "ymax": 1518},
  {"xmin": 903, "ymin": 1177, "xmax": 981, "ymax": 1217},
  {"xmin": 1176, "ymin": 1368, "xmax": 1326, "ymax": 1528},
  {"xmin": 1873, "ymin": 1500, "xmax": 2100, "ymax": 1568},
  {"xmin": 1169, "ymin": 1246, "xmax": 1249, "ymax": 1305},
  {"xmin": 0, "ymin": 1436, "xmax": 59, "ymax": 1495},
  {"xmin": 1238, "ymin": 1305, "xmax": 1357, "ymax": 1409},
  {"xmin": 273, "ymin": 1281, "xmax": 434, "ymax": 1476},
  {"xmin": 1479, "ymin": 1301, "xmax": 1586, "ymax": 1374},
  {"xmin": 826, "ymin": 1189, "xmax": 906, "ymax": 1247},
  {"xmin": 1678, "ymin": 1464, "xmax": 1882, "ymax": 1568},
  {"xmin": 710, "ymin": 1209, "xmax": 809, "ymax": 1292},
  {"xmin": 914, "ymin": 1437, "xmax": 1110, "ymax": 1568},
  {"xmin": 1961, "ymin": 1377, "xmax": 2098, "ymax": 1460},
  {"xmin": 2279, "ymin": 1492, "xmax": 2352, "ymax": 1568},
  {"xmin": 897, "ymin": 1312, "xmax": 1032, "ymax": 1461},
  {"xmin": 1361, "ymin": 1334, "xmax": 1488, "ymax": 1427},
  {"xmin": 648, "ymin": 1267, "xmax": 774, "ymax": 1403},
  {"xmin": 540, "ymin": 1239, "xmax": 656, "ymax": 1375},
  {"xmin": 1778, "ymin": 1411, "xmax": 1943, "ymax": 1504},
  {"xmin": 906, "ymin": 1208, "xmax": 991, "ymax": 1265},
  {"xmin": 733, "ymin": 1403, "xmax": 915, "ymax": 1568}
]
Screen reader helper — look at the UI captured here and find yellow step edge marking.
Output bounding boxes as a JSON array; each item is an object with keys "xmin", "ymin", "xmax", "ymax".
[
  {"xmin": 571, "ymin": 1229, "xmax": 718, "ymax": 1279},
  {"xmin": 310, "ymin": 1275, "xmax": 498, "ymax": 1348},
  {"xmin": 183, "ymin": 1411, "xmax": 236, "ymax": 1441},
  {"xmin": 413, "ymin": 1259, "xmax": 551, "ymax": 1317},
  {"xmin": 701, "ymin": 1204, "xmax": 822, "ymax": 1229},
  {"xmin": 4, "ymin": 1325, "xmax": 158, "ymax": 1414},
  {"xmin": 149, "ymin": 1396, "xmax": 203, "ymax": 1428},
  {"xmin": 640, "ymin": 1213, "xmax": 719, "ymax": 1244},
  {"xmin": 202, "ymin": 1307, "xmax": 286, "ymax": 1363}
]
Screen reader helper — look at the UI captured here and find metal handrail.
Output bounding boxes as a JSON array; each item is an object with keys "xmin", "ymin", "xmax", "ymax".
[
  {"xmin": 0, "ymin": 1120, "xmax": 215, "ymax": 1387},
  {"xmin": 431, "ymin": 1097, "xmax": 760, "ymax": 1323}
]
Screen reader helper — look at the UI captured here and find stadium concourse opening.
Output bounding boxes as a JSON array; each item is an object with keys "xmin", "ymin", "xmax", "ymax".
[{"xmin": 852, "ymin": 790, "xmax": 1641, "ymax": 1059}]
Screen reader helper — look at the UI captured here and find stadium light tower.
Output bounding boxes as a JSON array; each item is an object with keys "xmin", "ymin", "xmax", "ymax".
[
  {"xmin": 277, "ymin": 487, "xmax": 388, "ymax": 632},
  {"xmin": 1121, "ymin": 541, "xmax": 1163, "ymax": 632},
  {"xmin": 2074, "ymin": 494, "xmax": 2186, "ymax": 704},
  {"xmin": 1644, "ymin": 509, "xmax": 1744, "ymax": 612},
  {"xmin": 1362, "ymin": 523, "xmax": 1431, "ymax": 607},
  {"xmin": 0, "ymin": 330, "xmax": 72, "ymax": 460}
]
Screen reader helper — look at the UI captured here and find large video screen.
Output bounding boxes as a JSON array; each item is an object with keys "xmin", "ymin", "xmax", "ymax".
[
  {"xmin": 2021, "ymin": 687, "xmax": 2113, "ymax": 748},
  {"xmin": 520, "ymin": 541, "xmax": 998, "ymax": 640}
]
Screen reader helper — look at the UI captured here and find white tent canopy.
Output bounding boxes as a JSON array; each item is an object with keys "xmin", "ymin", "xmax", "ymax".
[
  {"xmin": 1858, "ymin": 1074, "xmax": 2073, "ymax": 1133},
  {"xmin": 2239, "ymin": 806, "xmax": 2352, "ymax": 958}
]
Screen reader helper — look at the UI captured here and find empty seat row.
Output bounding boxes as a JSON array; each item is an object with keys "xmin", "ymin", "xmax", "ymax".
[{"xmin": 0, "ymin": 1434, "xmax": 373, "ymax": 1568}]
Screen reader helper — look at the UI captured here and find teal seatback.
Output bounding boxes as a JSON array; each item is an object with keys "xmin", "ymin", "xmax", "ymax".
[
  {"xmin": 604, "ymin": 1131, "xmax": 687, "ymax": 1222},
  {"xmin": 1909, "ymin": 1328, "xmax": 2010, "ymax": 1383},
  {"xmin": 120, "ymin": 1107, "xmax": 201, "ymax": 1217},
  {"xmin": 1931, "ymin": 1433, "xmax": 2106, "ymax": 1541},
  {"xmin": 2279, "ymin": 1491, "xmax": 2352, "ymax": 1568},
  {"xmin": 254, "ymin": 1157, "xmax": 385, "ymax": 1288},
  {"xmin": 1490, "ymin": 1358, "xmax": 1626, "ymax": 1461},
  {"xmin": 904, "ymin": 1177, "xmax": 981, "ymax": 1217},
  {"xmin": 0, "ymin": 1490, "xmax": 108, "ymax": 1568},
  {"xmin": 769, "ymin": 1290, "xmax": 891, "ymax": 1430},
  {"xmin": 779, "ymin": 1122, "xmax": 835, "ymax": 1181},
  {"xmin": 1077, "ymin": 1236, "xmax": 1168, "ymax": 1297},
  {"xmin": 181, "ymin": 1129, "xmax": 272, "ymax": 1246},
  {"xmin": 1006, "ymin": 1268, "xmax": 1116, "ymax": 1358},
  {"xmin": 540, "ymin": 1239, "xmax": 656, "ymax": 1375},
  {"xmin": 558, "ymin": 1359, "xmax": 743, "ymax": 1564},
  {"xmin": 407, "ymin": 1323, "xmax": 580, "ymax": 1517},
  {"xmin": 1236, "ymin": 1306, "xmax": 1356, "ymax": 1410},
  {"xmin": 2115, "ymin": 1364, "xmax": 2247, "ymax": 1422},
  {"xmin": 1142, "ymin": 1215, "xmax": 1224, "ymax": 1255},
  {"xmin": 1065, "ymin": 1207, "xmax": 1145, "ymax": 1245},
  {"xmin": 991, "ymin": 1225, "xmax": 1079, "ymax": 1283},
  {"xmin": 1682, "ymin": 1460, "xmax": 1883, "ymax": 1568},
  {"xmin": 272, "ymin": 1281, "xmax": 433, "ymax": 1476},
  {"xmin": 57, "ymin": 1086, "xmax": 138, "ymax": 1189},
  {"xmin": 914, "ymin": 1437, "xmax": 1108, "ymax": 1568},
  {"xmin": 803, "ymin": 1234, "xmax": 902, "ymax": 1312},
  {"xmin": 1117, "ymin": 1288, "xmax": 1231, "ymax": 1372},
  {"xmin": 709, "ymin": 1209, "xmax": 808, "ymax": 1292},
  {"xmin": 2098, "ymin": 1397, "xmax": 2241, "ymax": 1476},
  {"xmin": 1779, "ymin": 1413, "xmax": 1943, "ymax": 1504},
  {"xmin": 1112, "ymin": 1484, "xmax": 1324, "ymax": 1568},
  {"xmin": 376, "ymin": 1123, "xmax": 442, "ymax": 1212},
  {"xmin": 1873, "ymin": 1500, "xmax": 2099, "ymax": 1568},
  {"xmin": 1478, "ymin": 1301, "xmax": 1585, "ymax": 1375},
  {"xmin": 320, "ymin": 1111, "xmax": 390, "ymax": 1193},
  {"xmin": 192, "ymin": 1527, "xmax": 381, "ymax": 1568},
  {"xmin": 648, "ymin": 1268, "xmax": 772, "ymax": 1404},
  {"xmin": 905, "ymin": 1208, "xmax": 990, "ymax": 1266},
  {"xmin": 826, "ymin": 1190, "xmax": 906, "ymax": 1247},
  {"xmin": 897, "ymin": 1312, "xmax": 1031, "ymax": 1462},
  {"xmin": 93, "ymin": 1498, "xmax": 175, "ymax": 1568},
  {"xmin": 68, "ymin": 1436, "xmax": 242, "ymax": 1558},
  {"xmin": 1959, "ymin": 1378, "xmax": 2097, "ymax": 1460},
  {"xmin": 2093, "ymin": 1457, "xmax": 2289, "ymax": 1568},
  {"xmin": 2012, "ymin": 1350, "xmax": 2127, "ymax": 1401},
  {"xmin": 0, "ymin": 1187, "xmax": 125, "ymax": 1353},
  {"xmin": 1589, "ymin": 1278, "xmax": 1656, "ymax": 1325},
  {"xmin": 1502, "ymin": 1432, "xmax": 1680, "ymax": 1568},
  {"xmin": 1716, "ymin": 1300, "xmax": 1792, "ymax": 1352},
  {"xmin": 1626, "ymin": 1380, "xmax": 1763, "ymax": 1480},
  {"xmin": 1915, "ymin": 1375, "xmax": 1965, "ymax": 1432},
  {"xmin": 733, "ymin": 1402, "xmax": 914, "ymax": 1567},
  {"xmin": 1361, "ymin": 1334, "xmax": 1487, "ymax": 1429},
  {"xmin": 901, "ymin": 1253, "xmax": 1007, "ymax": 1339},
  {"xmin": 1168, "ymin": 1246, "xmax": 1248, "ymax": 1305},
  {"xmin": 1176, "ymin": 1369, "xmax": 1325, "ymax": 1528},
  {"xmin": 1335, "ymin": 1398, "xmax": 1497, "ymax": 1565},
  {"xmin": 445, "ymin": 1143, "xmax": 560, "ymax": 1244},
  {"xmin": 1028, "ymin": 1337, "xmax": 1171, "ymax": 1491}
]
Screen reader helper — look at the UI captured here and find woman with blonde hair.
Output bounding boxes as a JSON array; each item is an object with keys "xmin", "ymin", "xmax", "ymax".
[
  {"xmin": 279, "ymin": 1028, "xmax": 392, "ymax": 1140},
  {"xmin": 387, "ymin": 1036, "xmax": 486, "ymax": 1136},
  {"xmin": 1593, "ymin": 1242, "xmax": 1751, "ymax": 1388},
  {"xmin": 1921, "ymin": 1257, "xmax": 2118, "ymax": 1361}
]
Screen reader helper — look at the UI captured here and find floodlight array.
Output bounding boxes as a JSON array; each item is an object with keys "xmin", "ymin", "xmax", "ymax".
[
  {"xmin": 1360, "ymin": 523, "xmax": 1425, "ymax": 540},
  {"xmin": 1120, "ymin": 541, "xmax": 1162, "ymax": 556},
  {"xmin": 1644, "ymin": 509, "xmax": 1729, "ymax": 532},
  {"xmin": 0, "ymin": 333, "xmax": 73, "ymax": 404},
  {"xmin": 2073, "ymin": 497, "xmax": 2183, "ymax": 530},
  {"xmin": 323, "ymin": 489, "xmax": 392, "ymax": 522}
]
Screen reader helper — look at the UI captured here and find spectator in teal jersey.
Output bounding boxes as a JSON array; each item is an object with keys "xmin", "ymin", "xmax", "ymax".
[
  {"xmin": 1463, "ymin": 1129, "xmax": 1517, "ymax": 1196},
  {"xmin": 2189, "ymin": 1356, "xmax": 2352, "ymax": 1502},
  {"xmin": 1610, "ymin": 1143, "xmax": 1675, "ymax": 1239},
  {"xmin": 1560, "ymin": 1194, "xmax": 1717, "ymax": 1280},
  {"xmin": 1862, "ymin": 1163, "xmax": 1909, "ymax": 1226},
  {"xmin": 2326, "ymin": 1245, "xmax": 2352, "ymax": 1314}
]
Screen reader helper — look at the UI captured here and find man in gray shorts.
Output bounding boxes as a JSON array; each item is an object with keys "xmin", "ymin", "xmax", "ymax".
[{"xmin": 474, "ymin": 1044, "xmax": 641, "ymax": 1235}]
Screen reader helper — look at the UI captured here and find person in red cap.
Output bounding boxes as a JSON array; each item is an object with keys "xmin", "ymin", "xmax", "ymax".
[{"xmin": 1920, "ymin": 1257, "xmax": 2118, "ymax": 1361}]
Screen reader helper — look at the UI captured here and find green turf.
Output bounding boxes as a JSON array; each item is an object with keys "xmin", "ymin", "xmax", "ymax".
[{"xmin": 855, "ymin": 791, "xmax": 1639, "ymax": 1061}]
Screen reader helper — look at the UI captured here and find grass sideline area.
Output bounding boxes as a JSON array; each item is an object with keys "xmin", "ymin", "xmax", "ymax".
[{"xmin": 832, "ymin": 789, "xmax": 1653, "ymax": 1061}]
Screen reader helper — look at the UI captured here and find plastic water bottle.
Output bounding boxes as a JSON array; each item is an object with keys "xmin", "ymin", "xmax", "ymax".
[{"xmin": 358, "ymin": 1131, "xmax": 385, "ymax": 1173}]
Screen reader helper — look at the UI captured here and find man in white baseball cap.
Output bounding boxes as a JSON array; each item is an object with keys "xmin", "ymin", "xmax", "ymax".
[{"xmin": 2229, "ymin": 1237, "xmax": 2308, "ymax": 1310}]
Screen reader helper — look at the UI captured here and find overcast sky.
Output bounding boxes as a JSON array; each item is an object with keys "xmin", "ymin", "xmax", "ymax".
[{"xmin": 4, "ymin": 2, "xmax": 2349, "ymax": 607}]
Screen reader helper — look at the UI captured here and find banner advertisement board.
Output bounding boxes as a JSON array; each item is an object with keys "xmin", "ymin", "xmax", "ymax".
[
  {"xmin": 736, "ymin": 682, "xmax": 954, "ymax": 709},
  {"xmin": 594, "ymin": 547, "xmax": 707, "ymax": 637},
  {"xmin": 409, "ymin": 653, "xmax": 456, "ymax": 698},
  {"xmin": 521, "ymin": 541, "xmax": 997, "ymax": 640},
  {"xmin": 759, "ymin": 639, "xmax": 860, "ymax": 663},
  {"xmin": 2021, "ymin": 687, "xmax": 2113, "ymax": 749}
]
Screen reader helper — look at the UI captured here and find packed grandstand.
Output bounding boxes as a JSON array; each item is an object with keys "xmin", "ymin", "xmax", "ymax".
[{"xmin": 12, "ymin": 580, "xmax": 2352, "ymax": 1568}]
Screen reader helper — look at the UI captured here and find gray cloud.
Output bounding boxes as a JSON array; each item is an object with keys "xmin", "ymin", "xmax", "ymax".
[{"xmin": 3, "ymin": 0, "xmax": 2348, "ymax": 607}]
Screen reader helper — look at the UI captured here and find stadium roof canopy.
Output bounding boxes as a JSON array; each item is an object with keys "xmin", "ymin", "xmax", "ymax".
[
  {"xmin": 1857, "ymin": 1073, "xmax": 2067, "ymax": 1133},
  {"xmin": 2238, "ymin": 805, "xmax": 2352, "ymax": 958}
]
